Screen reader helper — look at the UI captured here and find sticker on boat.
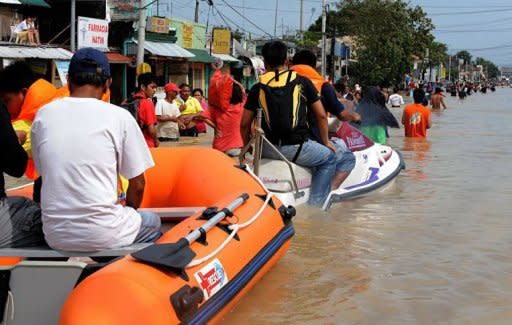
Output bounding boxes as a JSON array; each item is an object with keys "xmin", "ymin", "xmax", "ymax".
[{"xmin": 194, "ymin": 258, "xmax": 229, "ymax": 300}]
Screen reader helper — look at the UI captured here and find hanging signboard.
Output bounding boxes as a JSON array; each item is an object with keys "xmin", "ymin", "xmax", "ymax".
[
  {"xmin": 78, "ymin": 17, "xmax": 109, "ymax": 50},
  {"xmin": 107, "ymin": 0, "xmax": 140, "ymax": 22},
  {"xmin": 146, "ymin": 16, "xmax": 170, "ymax": 34},
  {"xmin": 212, "ymin": 28, "xmax": 231, "ymax": 55},
  {"xmin": 182, "ymin": 23, "xmax": 193, "ymax": 48}
]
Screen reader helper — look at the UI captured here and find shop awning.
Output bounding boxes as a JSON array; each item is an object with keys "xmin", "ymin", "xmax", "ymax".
[
  {"xmin": 106, "ymin": 52, "xmax": 131, "ymax": 64},
  {"xmin": 19, "ymin": 0, "xmax": 49, "ymax": 7},
  {"xmin": 0, "ymin": 46, "xmax": 72, "ymax": 59},
  {"xmin": 186, "ymin": 48, "xmax": 215, "ymax": 63},
  {"xmin": 211, "ymin": 53, "xmax": 240, "ymax": 63},
  {"xmin": 133, "ymin": 40, "xmax": 194, "ymax": 58}
]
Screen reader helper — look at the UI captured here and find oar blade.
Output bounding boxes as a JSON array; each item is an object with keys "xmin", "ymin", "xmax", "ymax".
[{"xmin": 132, "ymin": 240, "xmax": 196, "ymax": 277}]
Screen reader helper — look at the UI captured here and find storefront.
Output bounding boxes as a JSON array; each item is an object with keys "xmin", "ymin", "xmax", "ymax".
[
  {"xmin": 124, "ymin": 39, "xmax": 194, "ymax": 97},
  {"xmin": 186, "ymin": 48, "xmax": 215, "ymax": 96}
]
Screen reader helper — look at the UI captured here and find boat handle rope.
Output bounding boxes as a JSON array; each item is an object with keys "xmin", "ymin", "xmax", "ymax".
[{"xmin": 186, "ymin": 167, "xmax": 273, "ymax": 268}]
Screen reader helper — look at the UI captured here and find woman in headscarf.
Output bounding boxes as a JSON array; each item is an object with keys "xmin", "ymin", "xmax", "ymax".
[{"xmin": 354, "ymin": 86, "xmax": 399, "ymax": 144}]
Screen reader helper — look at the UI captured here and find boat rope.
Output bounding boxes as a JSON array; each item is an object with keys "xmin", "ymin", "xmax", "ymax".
[{"xmin": 186, "ymin": 166, "xmax": 273, "ymax": 268}]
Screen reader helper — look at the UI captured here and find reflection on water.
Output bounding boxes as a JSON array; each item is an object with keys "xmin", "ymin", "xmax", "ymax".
[{"xmin": 224, "ymin": 88, "xmax": 512, "ymax": 324}]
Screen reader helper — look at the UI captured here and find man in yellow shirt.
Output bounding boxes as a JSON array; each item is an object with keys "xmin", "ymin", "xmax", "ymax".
[{"xmin": 177, "ymin": 83, "xmax": 203, "ymax": 136}]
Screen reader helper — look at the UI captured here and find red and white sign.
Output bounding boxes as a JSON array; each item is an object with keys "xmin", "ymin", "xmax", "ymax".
[
  {"xmin": 193, "ymin": 258, "xmax": 228, "ymax": 300},
  {"xmin": 78, "ymin": 16, "xmax": 109, "ymax": 50}
]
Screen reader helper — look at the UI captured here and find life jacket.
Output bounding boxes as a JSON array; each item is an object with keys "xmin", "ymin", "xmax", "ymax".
[
  {"xmin": 290, "ymin": 64, "xmax": 326, "ymax": 92},
  {"xmin": 12, "ymin": 79, "xmax": 58, "ymax": 180},
  {"xmin": 258, "ymin": 70, "xmax": 309, "ymax": 145}
]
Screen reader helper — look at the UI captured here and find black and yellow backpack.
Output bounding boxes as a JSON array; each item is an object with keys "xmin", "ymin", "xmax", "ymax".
[{"xmin": 258, "ymin": 70, "xmax": 309, "ymax": 145}]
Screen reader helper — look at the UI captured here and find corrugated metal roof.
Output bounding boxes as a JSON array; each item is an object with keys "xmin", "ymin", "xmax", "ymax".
[
  {"xmin": 19, "ymin": 0, "xmax": 49, "ymax": 7},
  {"xmin": 211, "ymin": 53, "xmax": 240, "ymax": 62},
  {"xmin": 0, "ymin": 46, "xmax": 73, "ymax": 59},
  {"xmin": 133, "ymin": 40, "xmax": 194, "ymax": 58},
  {"xmin": 186, "ymin": 48, "xmax": 215, "ymax": 63}
]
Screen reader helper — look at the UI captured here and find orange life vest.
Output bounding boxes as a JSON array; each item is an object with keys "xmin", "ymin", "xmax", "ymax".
[{"xmin": 290, "ymin": 64, "xmax": 326, "ymax": 93}]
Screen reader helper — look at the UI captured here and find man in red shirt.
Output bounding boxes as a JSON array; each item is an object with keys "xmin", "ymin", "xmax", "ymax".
[
  {"xmin": 402, "ymin": 88, "xmax": 432, "ymax": 138},
  {"xmin": 132, "ymin": 73, "xmax": 159, "ymax": 147}
]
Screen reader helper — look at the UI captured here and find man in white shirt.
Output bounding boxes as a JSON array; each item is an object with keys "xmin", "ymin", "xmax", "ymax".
[
  {"xmin": 388, "ymin": 87, "xmax": 405, "ymax": 107},
  {"xmin": 32, "ymin": 48, "xmax": 161, "ymax": 251},
  {"xmin": 155, "ymin": 82, "xmax": 181, "ymax": 141}
]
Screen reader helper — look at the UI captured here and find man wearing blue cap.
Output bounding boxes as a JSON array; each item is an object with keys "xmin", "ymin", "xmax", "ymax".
[{"xmin": 31, "ymin": 48, "xmax": 162, "ymax": 251}]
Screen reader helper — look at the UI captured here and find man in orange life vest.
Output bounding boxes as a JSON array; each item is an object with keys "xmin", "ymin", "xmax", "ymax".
[{"xmin": 291, "ymin": 49, "xmax": 361, "ymax": 189}]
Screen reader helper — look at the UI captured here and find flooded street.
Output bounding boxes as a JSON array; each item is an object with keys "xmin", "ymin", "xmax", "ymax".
[{"xmin": 225, "ymin": 88, "xmax": 512, "ymax": 324}]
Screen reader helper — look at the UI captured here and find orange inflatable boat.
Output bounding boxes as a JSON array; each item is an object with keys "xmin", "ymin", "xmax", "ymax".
[{"xmin": 0, "ymin": 147, "xmax": 295, "ymax": 325}]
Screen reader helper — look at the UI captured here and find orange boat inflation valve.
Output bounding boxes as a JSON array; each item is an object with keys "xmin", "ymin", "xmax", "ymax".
[{"xmin": 132, "ymin": 193, "xmax": 250, "ymax": 280}]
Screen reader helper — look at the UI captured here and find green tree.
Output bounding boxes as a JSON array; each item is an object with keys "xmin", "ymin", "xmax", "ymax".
[
  {"xmin": 455, "ymin": 50, "xmax": 472, "ymax": 65},
  {"xmin": 306, "ymin": 0, "xmax": 435, "ymax": 86}
]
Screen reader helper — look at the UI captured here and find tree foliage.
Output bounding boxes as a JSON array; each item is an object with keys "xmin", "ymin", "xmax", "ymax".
[
  {"xmin": 475, "ymin": 57, "xmax": 500, "ymax": 79},
  {"xmin": 307, "ymin": 0, "xmax": 435, "ymax": 86}
]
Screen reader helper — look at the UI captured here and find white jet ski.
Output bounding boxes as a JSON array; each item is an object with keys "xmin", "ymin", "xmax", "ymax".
[{"xmin": 255, "ymin": 120, "xmax": 405, "ymax": 210}]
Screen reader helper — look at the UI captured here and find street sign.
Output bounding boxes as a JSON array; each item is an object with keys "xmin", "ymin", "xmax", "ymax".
[{"xmin": 78, "ymin": 17, "xmax": 109, "ymax": 50}]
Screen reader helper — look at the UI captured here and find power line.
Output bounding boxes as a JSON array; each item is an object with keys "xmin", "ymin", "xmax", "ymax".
[{"xmin": 219, "ymin": 0, "xmax": 273, "ymax": 37}]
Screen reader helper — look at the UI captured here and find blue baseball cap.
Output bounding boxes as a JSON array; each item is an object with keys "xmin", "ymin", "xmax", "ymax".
[{"xmin": 68, "ymin": 47, "xmax": 111, "ymax": 78}]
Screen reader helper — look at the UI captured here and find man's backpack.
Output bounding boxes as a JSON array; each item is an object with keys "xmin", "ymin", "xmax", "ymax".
[
  {"xmin": 120, "ymin": 98, "xmax": 141, "ymax": 127},
  {"xmin": 258, "ymin": 70, "xmax": 309, "ymax": 145}
]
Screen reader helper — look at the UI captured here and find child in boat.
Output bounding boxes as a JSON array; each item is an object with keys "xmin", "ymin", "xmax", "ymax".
[{"xmin": 31, "ymin": 48, "xmax": 162, "ymax": 251}]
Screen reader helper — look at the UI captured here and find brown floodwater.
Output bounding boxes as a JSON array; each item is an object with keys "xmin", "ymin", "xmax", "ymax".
[
  {"xmin": 5, "ymin": 89, "xmax": 512, "ymax": 324},
  {"xmin": 223, "ymin": 88, "xmax": 512, "ymax": 324}
]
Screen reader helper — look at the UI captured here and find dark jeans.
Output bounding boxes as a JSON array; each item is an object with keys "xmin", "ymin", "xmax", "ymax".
[{"xmin": 0, "ymin": 196, "xmax": 45, "ymax": 248}]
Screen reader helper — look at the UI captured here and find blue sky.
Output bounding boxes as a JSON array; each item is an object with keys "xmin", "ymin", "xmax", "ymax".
[{"xmin": 155, "ymin": 0, "xmax": 512, "ymax": 66}]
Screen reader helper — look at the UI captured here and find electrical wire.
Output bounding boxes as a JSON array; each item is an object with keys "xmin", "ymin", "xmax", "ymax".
[{"xmin": 219, "ymin": 0, "xmax": 273, "ymax": 37}]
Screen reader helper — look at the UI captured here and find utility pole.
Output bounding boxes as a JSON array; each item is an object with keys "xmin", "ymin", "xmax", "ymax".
[
  {"xmin": 194, "ymin": 0, "xmax": 199, "ymax": 23},
  {"xmin": 71, "ymin": 0, "xmax": 76, "ymax": 51},
  {"xmin": 274, "ymin": 0, "xmax": 279, "ymax": 38},
  {"xmin": 448, "ymin": 54, "xmax": 451, "ymax": 82},
  {"xmin": 321, "ymin": 0, "xmax": 327, "ymax": 77},
  {"xmin": 137, "ymin": 0, "xmax": 147, "ymax": 66},
  {"xmin": 299, "ymin": 0, "xmax": 304, "ymax": 39}
]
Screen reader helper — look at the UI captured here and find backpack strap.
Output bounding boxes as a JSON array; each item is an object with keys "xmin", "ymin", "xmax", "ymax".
[{"xmin": 265, "ymin": 70, "xmax": 291, "ymax": 85}]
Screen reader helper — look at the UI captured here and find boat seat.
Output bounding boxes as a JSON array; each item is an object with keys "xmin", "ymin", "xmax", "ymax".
[
  {"xmin": 0, "ymin": 243, "xmax": 151, "ymax": 258},
  {"xmin": 0, "ymin": 260, "xmax": 86, "ymax": 325}
]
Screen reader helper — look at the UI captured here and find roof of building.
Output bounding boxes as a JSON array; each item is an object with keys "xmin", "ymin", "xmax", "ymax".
[
  {"xmin": 186, "ymin": 48, "xmax": 215, "ymax": 63},
  {"xmin": 0, "ymin": 46, "xmax": 72, "ymax": 59}
]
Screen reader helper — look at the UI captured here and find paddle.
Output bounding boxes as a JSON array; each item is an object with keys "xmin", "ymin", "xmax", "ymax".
[{"xmin": 132, "ymin": 193, "xmax": 250, "ymax": 279}]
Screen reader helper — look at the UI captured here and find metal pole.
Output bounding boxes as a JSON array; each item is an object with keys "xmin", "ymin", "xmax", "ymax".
[
  {"xmin": 321, "ymin": 0, "xmax": 326, "ymax": 77},
  {"xmin": 71, "ymin": 0, "xmax": 76, "ymax": 51},
  {"xmin": 194, "ymin": 0, "xmax": 199, "ymax": 23},
  {"xmin": 274, "ymin": 0, "xmax": 279, "ymax": 38},
  {"xmin": 448, "ymin": 54, "xmax": 451, "ymax": 82},
  {"xmin": 299, "ymin": 0, "xmax": 304, "ymax": 39},
  {"xmin": 137, "ymin": 0, "xmax": 147, "ymax": 66}
]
